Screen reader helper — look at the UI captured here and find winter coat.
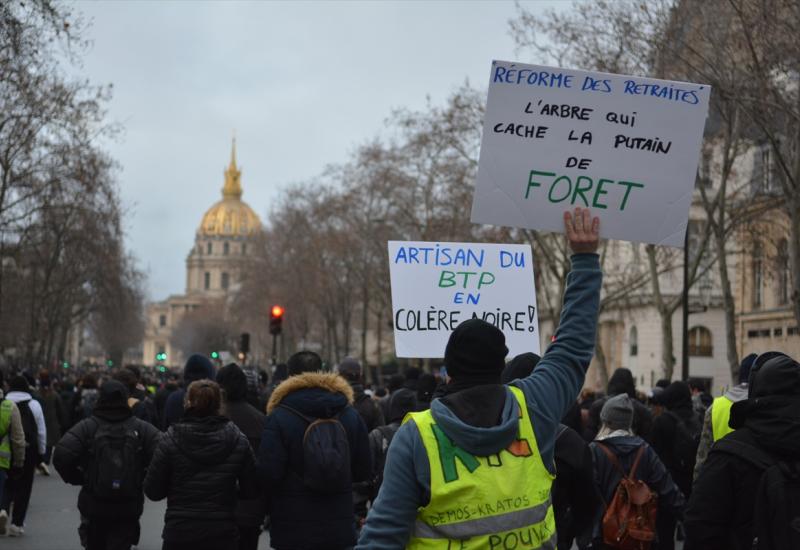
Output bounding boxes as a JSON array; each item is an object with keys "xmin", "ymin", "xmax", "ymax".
[
  {"xmin": 53, "ymin": 408, "xmax": 161, "ymax": 518},
  {"xmin": 144, "ymin": 412, "xmax": 258, "ymax": 543},
  {"xmin": 357, "ymin": 253, "xmax": 602, "ymax": 549},
  {"xmin": 0, "ymin": 391, "xmax": 26, "ymax": 467},
  {"xmin": 223, "ymin": 399, "xmax": 267, "ymax": 527},
  {"xmin": 590, "ymin": 435, "xmax": 685, "ymax": 542},
  {"xmin": 39, "ymin": 389, "xmax": 66, "ymax": 447},
  {"xmin": 258, "ymin": 372, "xmax": 371, "ymax": 550},
  {"xmin": 351, "ymin": 384, "xmax": 385, "ymax": 432},
  {"xmin": 553, "ymin": 424, "xmax": 599, "ymax": 549},
  {"xmin": 684, "ymin": 393, "xmax": 800, "ymax": 550},
  {"xmin": 6, "ymin": 391, "xmax": 47, "ymax": 457},
  {"xmin": 651, "ymin": 383, "xmax": 701, "ymax": 498}
]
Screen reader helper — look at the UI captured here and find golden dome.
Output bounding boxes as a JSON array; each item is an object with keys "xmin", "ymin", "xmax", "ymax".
[{"xmin": 199, "ymin": 138, "xmax": 262, "ymax": 237}]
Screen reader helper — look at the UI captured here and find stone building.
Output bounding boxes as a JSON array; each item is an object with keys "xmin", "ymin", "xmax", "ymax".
[{"xmin": 142, "ymin": 140, "xmax": 261, "ymax": 368}]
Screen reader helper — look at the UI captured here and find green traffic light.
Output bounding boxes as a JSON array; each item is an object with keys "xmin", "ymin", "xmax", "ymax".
[
  {"xmin": 211, "ymin": 351, "xmax": 219, "ymax": 359},
  {"xmin": 106, "ymin": 360, "xmax": 113, "ymax": 367},
  {"xmin": 62, "ymin": 362, "xmax": 69, "ymax": 369}
]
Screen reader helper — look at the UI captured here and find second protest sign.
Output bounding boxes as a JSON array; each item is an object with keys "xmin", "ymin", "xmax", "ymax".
[{"xmin": 388, "ymin": 240, "xmax": 540, "ymax": 358}]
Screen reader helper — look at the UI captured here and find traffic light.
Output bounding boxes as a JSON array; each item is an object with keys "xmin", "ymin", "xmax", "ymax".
[
  {"xmin": 106, "ymin": 359, "xmax": 114, "ymax": 367},
  {"xmin": 210, "ymin": 351, "xmax": 219, "ymax": 360},
  {"xmin": 62, "ymin": 361, "xmax": 70, "ymax": 369},
  {"xmin": 270, "ymin": 305, "xmax": 284, "ymax": 336},
  {"xmin": 156, "ymin": 352, "xmax": 167, "ymax": 362},
  {"xmin": 240, "ymin": 332, "xmax": 250, "ymax": 354},
  {"xmin": 158, "ymin": 365, "xmax": 167, "ymax": 373}
]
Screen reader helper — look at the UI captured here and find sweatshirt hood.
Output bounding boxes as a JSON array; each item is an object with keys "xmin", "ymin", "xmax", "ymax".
[
  {"xmin": 730, "ymin": 394, "xmax": 800, "ymax": 458},
  {"xmin": 431, "ymin": 386, "xmax": 519, "ymax": 456},
  {"xmin": 593, "ymin": 435, "xmax": 646, "ymax": 456},
  {"xmin": 266, "ymin": 371, "xmax": 353, "ymax": 416},
  {"xmin": 723, "ymin": 382, "xmax": 749, "ymax": 402},
  {"xmin": 169, "ymin": 415, "xmax": 238, "ymax": 465}
]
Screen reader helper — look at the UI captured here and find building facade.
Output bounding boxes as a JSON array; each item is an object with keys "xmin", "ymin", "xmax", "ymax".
[{"xmin": 142, "ymin": 140, "xmax": 262, "ymax": 367}]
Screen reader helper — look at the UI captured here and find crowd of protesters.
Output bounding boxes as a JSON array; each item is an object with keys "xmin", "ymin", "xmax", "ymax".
[{"xmin": 0, "ymin": 208, "xmax": 797, "ymax": 550}]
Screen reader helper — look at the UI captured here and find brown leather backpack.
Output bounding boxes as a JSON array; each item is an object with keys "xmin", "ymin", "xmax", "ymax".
[{"xmin": 596, "ymin": 443, "xmax": 658, "ymax": 550}]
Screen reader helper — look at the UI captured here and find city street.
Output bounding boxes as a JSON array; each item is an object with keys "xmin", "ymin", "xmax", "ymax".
[{"xmin": 3, "ymin": 472, "xmax": 271, "ymax": 550}]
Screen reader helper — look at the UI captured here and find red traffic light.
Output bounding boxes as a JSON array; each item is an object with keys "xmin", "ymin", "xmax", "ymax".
[{"xmin": 271, "ymin": 305, "xmax": 284, "ymax": 318}]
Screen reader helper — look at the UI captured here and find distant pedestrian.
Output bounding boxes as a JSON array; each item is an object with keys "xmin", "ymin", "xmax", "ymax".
[
  {"xmin": 0, "ymin": 375, "xmax": 46, "ymax": 537},
  {"xmin": 37, "ymin": 371, "xmax": 66, "ymax": 468},
  {"xmin": 587, "ymin": 368, "xmax": 654, "ymax": 441},
  {"xmin": 337, "ymin": 358, "xmax": 385, "ymax": 431},
  {"xmin": 154, "ymin": 374, "xmax": 179, "ymax": 429},
  {"xmin": 145, "ymin": 380, "xmax": 257, "ymax": 550},
  {"xmin": 0, "ymin": 371, "xmax": 27, "ymax": 535},
  {"xmin": 378, "ymin": 374, "xmax": 404, "ymax": 420},
  {"xmin": 367, "ymin": 387, "xmax": 416, "ymax": 501},
  {"xmin": 53, "ymin": 380, "xmax": 161, "ymax": 550},
  {"xmin": 71, "ymin": 373, "xmax": 100, "ymax": 426},
  {"xmin": 161, "ymin": 354, "xmax": 214, "ymax": 430},
  {"xmin": 217, "ymin": 363, "xmax": 266, "ymax": 550},
  {"xmin": 259, "ymin": 351, "xmax": 371, "ymax": 550}
]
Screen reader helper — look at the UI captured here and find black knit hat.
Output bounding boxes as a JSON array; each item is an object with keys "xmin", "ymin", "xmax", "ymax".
[{"xmin": 444, "ymin": 319, "xmax": 508, "ymax": 385}]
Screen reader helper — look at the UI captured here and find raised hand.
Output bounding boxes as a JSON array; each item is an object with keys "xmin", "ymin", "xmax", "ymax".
[{"xmin": 564, "ymin": 207, "xmax": 600, "ymax": 254}]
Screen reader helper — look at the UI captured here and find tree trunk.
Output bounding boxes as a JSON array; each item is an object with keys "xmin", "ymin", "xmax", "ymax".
[
  {"xmin": 716, "ymin": 228, "xmax": 740, "ymax": 383},
  {"xmin": 646, "ymin": 245, "xmax": 676, "ymax": 379},
  {"xmin": 789, "ymin": 191, "xmax": 800, "ymax": 328}
]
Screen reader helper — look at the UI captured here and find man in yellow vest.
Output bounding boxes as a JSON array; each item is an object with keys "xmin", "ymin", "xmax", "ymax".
[
  {"xmin": 693, "ymin": 353, "xmax": 756, "ymax": 481},
  {"xmin": 358, "ymin": 208, "xmax": 602, "ymax": 549}
]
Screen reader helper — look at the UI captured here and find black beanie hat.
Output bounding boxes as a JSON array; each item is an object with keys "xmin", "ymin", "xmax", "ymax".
[
  {"xmin": 501, "ymin": 352, "xmax": 541, "ymax": 384},
  {"xmin": 444, "ymin": 319, "xmax": 508, "ymax": 385},
  {"xmin": 216, "ymin": 363, "xmax": 248, "ymax": 402},
  {"xmin": 97, "ymin": 380, "xmax": 130, "ymax": 408},
  {"xmin": 184, "ymin": 354, "xmax": 214, "ymax": 383}
]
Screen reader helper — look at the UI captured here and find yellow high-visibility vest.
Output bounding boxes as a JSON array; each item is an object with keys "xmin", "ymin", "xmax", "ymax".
[
  {"xmin": 404, "ymin": 386, "xmax": 557, "ymax": 549},
  {"xmin": 0, "ymin": 399, "xmax": 13, "ymax": 469},
  {"xmin": 711, "ymin": 395, "xmax": 735, "ymax": 441}
]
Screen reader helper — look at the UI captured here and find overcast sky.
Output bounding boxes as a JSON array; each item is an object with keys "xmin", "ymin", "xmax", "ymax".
[{"xmin": 72, "ymin": 0, "xmax": 564, "ymax": 300}]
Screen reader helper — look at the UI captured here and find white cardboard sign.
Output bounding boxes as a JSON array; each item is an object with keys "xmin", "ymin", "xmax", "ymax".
[
  {"xmin": 471, "ymin": 61, "xmax": 711, "ymax": 247},
  {"xmin": 388, "ymin": 241, "xmax": 540, "ymax": 358}
]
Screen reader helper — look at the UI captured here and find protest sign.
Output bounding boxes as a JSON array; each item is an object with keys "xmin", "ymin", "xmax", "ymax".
[
  {"xmin": 470, "ymin": 61, "xmax": 711, "ymax": 247},
  {"xmin": 388, "ymin": 240, "xmax": 539, "ymax": 358}
]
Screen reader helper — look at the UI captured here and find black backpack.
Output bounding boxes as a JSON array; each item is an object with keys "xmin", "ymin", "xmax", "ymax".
[
  {"xmin": 716, "ymin": 438, "xmax": 800, "ymax": 550},
  {"xmin": 280, "ymin": 404, "xmax": 352, "ymax": 494},
  {"xmin": 16, "ymin": 399, "xmax": 38, "ymax": 454},
  {"xmin": 370, "ymin": 423, "xmax": 400, "ymax": 498},
  {"xmin": 665, "ymin": 411, "xmax": 701, "ymax": 474},
  {"xmin": 87, "ymin": 418, "xmax": 142, "ymax": 500}
]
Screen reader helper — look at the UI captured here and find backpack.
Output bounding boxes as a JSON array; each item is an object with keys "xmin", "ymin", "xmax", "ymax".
[
  {"xmin": 665, "ymin": 411, "xmax": 701, "ymax": 475},
  {"xmin": 16, "ymin": 399, "xmax": 38, "ymax": 450},
  {"xmin": 87, "ymin": 418, "xmax": 142, "ymax": 500},
  {"xmin": 370, "ymin": 423, "xmax": 400, "ymax": 498},
  {"xmin": 715, "ymin": 438, "xmax": 800, "ymax": 550},
  {"xmin": 279, "ymin": 404, "xmax": 352, "ymax": 494},
  {"xmin": 597, "ymin": 443, "xmax": 658, "ymax": 550}
]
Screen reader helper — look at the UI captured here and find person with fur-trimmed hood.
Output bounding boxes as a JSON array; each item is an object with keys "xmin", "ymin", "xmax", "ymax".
[{"xmin": 257, "ymin": 351, "xmax": 371, "ymax": 550}]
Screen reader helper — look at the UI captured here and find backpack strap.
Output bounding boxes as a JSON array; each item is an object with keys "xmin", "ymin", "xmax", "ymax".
[
  {"xmin": 629, "ymin": 445, "xmax": 646, "ymax": 478},
  {"xmin": 278, "ymin": 404, "xmax": 315, "ymax": 424},
  {"xmin": 596, "ymin": 442, "xmax": 627, "ymax": 477},
  {"xmin": 714, "ymin": 438, "xmax": 775, "ymax": 470}
]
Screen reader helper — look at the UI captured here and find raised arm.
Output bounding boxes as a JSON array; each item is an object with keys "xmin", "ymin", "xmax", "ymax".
[{"xmin": 512, "ymin": 207, "xmax": 602, "ymax": 471}]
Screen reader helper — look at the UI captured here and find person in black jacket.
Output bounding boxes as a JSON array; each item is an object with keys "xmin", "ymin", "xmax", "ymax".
[
  {"xmin": 258, "ymin": 351, "xmax": 371, "ymax": 550},
  {"xmin": 216, "ymin": 363, "xmax": 266, "ymax": 550},
  {"xmin": 53, "ymin": 380, "xmax": 161, "ymax": 550},
  {"xmin": 587, "ymin": 368, "xmax": 654, "ymax": 441},
  {"xmin": 502, "ymin": 353, "xmax": 599, "ymax": 550},
  {"xmin": 591, "ymin": 394, "xmax": 684, "ymax": 549},
  {"xmin": 161, "ymin": 354, "xmax": 214, "ymax": 430},
  {"xmin": 367, "ymin": 387, "xmax": 417, "ymax": 502},
  {"xmin": 684, "ymin": 352, "xmax": 800, "ymax": 550},
  {"xmin": 144, "ymin": 379, "xmax": 258, "ymax": 550}
]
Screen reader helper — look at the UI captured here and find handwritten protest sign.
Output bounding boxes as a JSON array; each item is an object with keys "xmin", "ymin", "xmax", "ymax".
[
  {"xmin": 471, "ymin": 61, "xmax": 711, "ymax": 247},
  {"xmin": 388, "ymin": 241, "xmax": 539, "ymax": 358}
]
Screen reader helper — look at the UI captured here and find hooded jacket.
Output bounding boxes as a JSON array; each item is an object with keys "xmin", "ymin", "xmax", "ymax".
[
  {"xmin": 53, "ymin": 381, "xmax": 161, "ymax": 519},
  {"xmin": 144, "ymin": 411, "xmax": 257, "ymax": 542},
  {"xmin": 258, "ymin": 372, "xmax": 371, "ymax": 550},
  {"xmin": 357, "ymin": 253, "xmax": 602, "ymax": 549},
  {"xmin": 684, "ymin": 354, "xmax": 800, "ymax": 550},
  {"xmin": 693, "ymin": 382, "xmax": 748, "ymax": 479}
]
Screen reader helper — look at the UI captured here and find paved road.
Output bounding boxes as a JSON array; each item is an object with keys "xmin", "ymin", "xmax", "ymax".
[{"xmin": 3, "ymin": 472, "xmax": 271, "ymax": 550}]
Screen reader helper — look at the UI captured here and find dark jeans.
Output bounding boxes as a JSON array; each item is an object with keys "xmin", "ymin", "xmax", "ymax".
[
  {"xmin": 163, "ymin": 538, "xmax": 238, "ymax": 550},
  {"xmin": 0, "ymin": 468, "xmax": 6, "ymax": 504},
  {"xmin": 0, "ymin": 460, "xmax": 35, "ymax": 525},
  {"xmin": 238, "ymin": 525, "xmax": 261, "ymax": 550},
  {"xmin": 85, "ymin": 518, "xmax": 140, "ymax": 550}
]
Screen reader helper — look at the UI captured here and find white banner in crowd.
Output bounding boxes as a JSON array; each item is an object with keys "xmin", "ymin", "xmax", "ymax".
[
  {"xmin": 388, "ymin": 241, "xmax": 540, "ymax": 358},
  {"xmin": 471, "ymin": 61, "xmax": 711, "ymax": 247}
]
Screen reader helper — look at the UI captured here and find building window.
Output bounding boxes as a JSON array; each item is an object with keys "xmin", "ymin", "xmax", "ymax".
[
  {"xmin": 752, "ymin": 242, "xmax": 763, "ymax": 309},
  {"xmin": 688, "ymin": 326, "xmax": 713, "ymax": 357},
  {"xmin": 221, "ymin": 272, "xmax": 229, "ymax": 290},
  {"xmin": 777, "ymin": 239, "xmax": 790, "ymax": 306},
  {"xmin": 747, "ymin": 328, "xmax": 771, "ymax": 339},
  {"xmin": 223, "ymin": 242, "xmax": 229, "ymax": 255},
  {"xmin": 207, "ymin": 242, "xmax": 212, "ymax": 255},
  {"xmin": 774, "ymin": 327, "xmax": 783, "ymax": 337},
  {"xmin": 159, "ymin": 314, "xmax": 166, "ymax": 327},
  {"xmin": 629, "ymin": 326, "xmax": 638, "ymax": 357},
  {"xmin": 204, "ymin": 272, "xmax": 211, "ymax": 290},
  {"xmin": 789, "ymin": 326, "xmax": 800, "ymax": 336}
]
